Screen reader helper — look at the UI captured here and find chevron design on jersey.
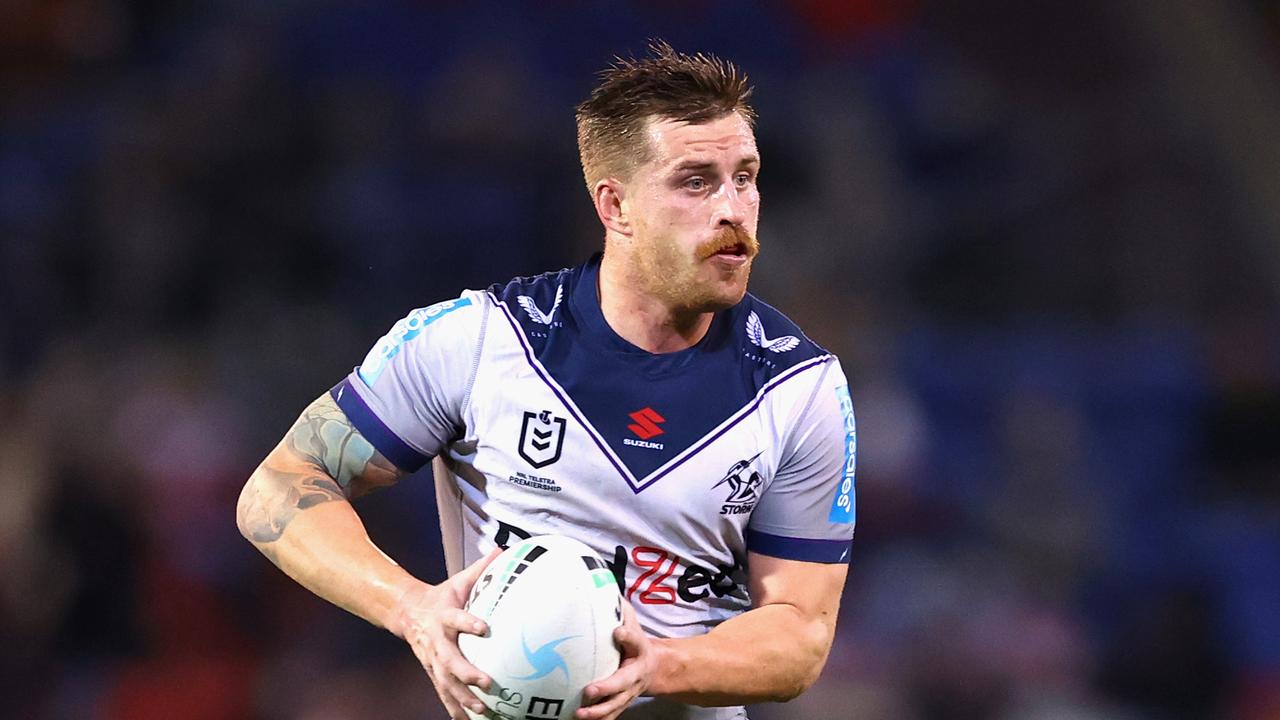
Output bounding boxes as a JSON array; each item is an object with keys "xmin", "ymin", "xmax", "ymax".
[
  {"xmin": 516, "ymin": 283, "xmax": 564, "ymax": 325},
  {"xmin": 746, "ymin": 311, "xmax": 800, "ymax": 353},
  {"xmin": 488, "ymin": 259, "xmax": 833, "ymax": 492}
]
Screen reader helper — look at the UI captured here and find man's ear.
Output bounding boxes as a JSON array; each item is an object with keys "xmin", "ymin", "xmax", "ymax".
[{"xmin": 592, "ymin": 178, "xmax": 631, "ymax": 237}]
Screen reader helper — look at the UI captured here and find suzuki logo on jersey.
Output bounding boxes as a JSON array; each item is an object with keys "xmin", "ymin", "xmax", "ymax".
[
  {"xmin": 518, "ymin": 410, "xmax": 566, "ymax": 469},
  {"xmin": 516, "ymin": 284, "xmax": 564, "ymax": 325},
  {"xmin": 627, "ymin": 407, "xmax": 665, "ymax": 439},
  {"xmin": 746, "ymin": 311, "xmax": 800, "ymax": 353},
  {"xmin": 624, "ymin": 407, "xmax": 666, "ymax": 450},
  {"xmin": 713, "ymin": 452, "xmax": 765, "ymax": 515}
]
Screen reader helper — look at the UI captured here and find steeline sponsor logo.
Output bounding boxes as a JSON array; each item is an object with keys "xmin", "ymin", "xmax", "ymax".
[
  {"xmin": 358, "ymin": 297, "xmax": 471, "ymax": 385},
  {"xmin": 828, "ymin": 384, "xmax": 856, "ymax": 524},
  {"xmin": 493, "ymin": 520, "xmax": 746, "ymax": 606}
]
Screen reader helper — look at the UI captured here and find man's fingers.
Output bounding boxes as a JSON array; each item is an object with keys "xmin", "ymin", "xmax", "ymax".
[
  {"xmin": 582, "ymin": 661, "xmax": 640, "ymax": 705},
  {"xmin": 449, "ymin": 682, "xmax": 488, "ymax": 715},
  {"xmin": 613, "ymin": 625, "xmax": 646, "ymax": 657},
  {"xmin": 420, "ymin": 628, "xmax": 492, "ymax": 692},
  {"xmin": 620, "ymin": 600, "xmax": 640, "ymax": 626},
  {"xmin": 440, "ymin": 607, "xmax": 489, "ymax": 636},
  {"xmin": 408, "ymin": 636, "xmax": 437, "ymax": 678},
  {"xmin": 413, "ymin": 644, "xmax": 464, "ymax": 718},
  {"xmin": 576, "ymin": 688, "xmax": 636, "ymax": 720},
  {"xmin": 406, "ymin": 629, "xmax": 490, "ymax": 716},
  {"xmin": 446, "ymin": 653, "xmax": 492, "ymax": 690},
  {"xmin": 613, "ymin": 605, "xmax": 645, "ymax": 658},
  {"xmin": 432, "ymin": 660, "xmax": 485, "ymax": 718},
  {"xmin": 423, "ymin": 618, "xmax": 492, "ymax": 688},
  {"xmin": 435, "ymin": 671, "xmax": 465, "ymax": 717},
  {"xmin": 577, "ymin": 603, "xmax": 650, "ymax": 719},
  {"xmin": 455, "ymin": 547, "xmax": 503, "ymax": 590},
  {"xmin": 396, "ymin": 573, "xmax": 505, "ymax": 720},
  {"xmin": 433, "ymin": 656, "xmax": 488, "ymax": 718}
]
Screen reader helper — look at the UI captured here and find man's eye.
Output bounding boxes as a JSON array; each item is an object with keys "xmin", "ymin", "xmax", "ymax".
[
  {"xmin": 734, "ymin": 174, "xmax": 753, "ymax": 187},
  {"xmin": 685, "ymin": 177, "xmax": 707, "ymax": 190}
]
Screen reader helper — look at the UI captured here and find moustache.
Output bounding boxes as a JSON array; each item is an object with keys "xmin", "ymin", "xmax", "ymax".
[{"xmin": 696, "ymin": 225, "xmax": 760, "ymax": 260}]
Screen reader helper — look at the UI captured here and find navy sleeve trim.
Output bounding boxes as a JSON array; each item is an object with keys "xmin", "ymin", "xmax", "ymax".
[
  {"xmin": 745, "ymin": 529, "xmax": 851, "ymax": 564},
  {"xmin": 330, "ymin": 378, "xmax": 430, "ymax": 473}
]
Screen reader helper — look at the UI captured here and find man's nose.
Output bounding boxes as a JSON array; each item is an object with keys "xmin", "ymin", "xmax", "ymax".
[{"xmin": 713, "ymin": 183, "xmax": 747, "ymax": 227}]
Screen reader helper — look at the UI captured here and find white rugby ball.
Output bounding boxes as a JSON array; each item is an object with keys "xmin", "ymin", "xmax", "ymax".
[{"xmin": 459, "ymin": 535, "xmax": 623, "ymax": 720}]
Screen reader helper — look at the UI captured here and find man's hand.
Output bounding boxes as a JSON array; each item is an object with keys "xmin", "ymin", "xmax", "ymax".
[
  {"xmin": 576, "ymin": 602, "xmax": 656, "ymax": 720},
  {"xmin": 389, "ymin": 550, "xmax": 501, "ymax": 719}
]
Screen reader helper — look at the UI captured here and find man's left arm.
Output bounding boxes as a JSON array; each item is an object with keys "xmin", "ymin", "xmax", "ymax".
[
  {"xmin": 656, "ymin": 552, "xmax": 847, "ymax": 703},
  {"xmin": 576, "ymin": 555, "xmax": 846, "ymax": 718},
  {"xmin": 578, "ymin": 361, "xmax": 857, "ymax": 718}
]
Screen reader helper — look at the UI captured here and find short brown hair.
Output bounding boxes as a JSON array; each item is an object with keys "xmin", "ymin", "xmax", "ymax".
[{"xmin": 575, "ymin": 40, "xmax": 755, "ymax": 192}]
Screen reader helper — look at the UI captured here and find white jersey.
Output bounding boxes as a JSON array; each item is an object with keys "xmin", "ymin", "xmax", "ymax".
[{"xmin": 333, "ymin": 255, "xmax": 857, "ymax": 719}]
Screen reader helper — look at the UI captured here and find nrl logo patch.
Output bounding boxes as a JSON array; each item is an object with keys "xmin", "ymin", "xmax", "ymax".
[
  {"xmin": 518, "ymin": 410, "xmax": 566, "ymax": 468},
  {"xmin": 746, "ymin": 311, "xmax": 799, "ymax": 353},
  {"xmin": 516, "ymin": 284, "xmax": 564, "ymax": 325}
]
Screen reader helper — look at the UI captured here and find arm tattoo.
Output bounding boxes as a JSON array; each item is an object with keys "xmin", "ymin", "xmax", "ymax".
[
  {"xmin": 287, "ymin": 395, "xmax": 386, "ymax": 493},
  {"xmin": 239, "ymin": 394, "xmax": 403, "ymax": 546}
]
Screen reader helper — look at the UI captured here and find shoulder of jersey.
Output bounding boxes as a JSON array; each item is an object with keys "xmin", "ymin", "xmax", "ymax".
[
  {"xmin": 732, "ymin": 293, "xmax": 832, "ymax": 373},
  {"xmin": 486, "ymin": 266, "xmax": 574, "ymax": 329}
]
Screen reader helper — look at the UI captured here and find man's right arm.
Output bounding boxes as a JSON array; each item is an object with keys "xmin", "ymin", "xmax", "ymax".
[
  {"xmin": 236, "ymin": 392, "xmax": 495, "ymax": 719},
  {"xmin": 236, "ymin": 391, "xmax": 409, "ymax": 624}
]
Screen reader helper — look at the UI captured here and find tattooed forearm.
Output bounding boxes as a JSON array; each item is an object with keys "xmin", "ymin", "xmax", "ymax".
[
  {"xmin": 238, "ymin": 466, "xmax": 345, "ymax": 544},
  {"xmin": 237, "ymin": 393, "xmax": 404, "ymax": 548}
]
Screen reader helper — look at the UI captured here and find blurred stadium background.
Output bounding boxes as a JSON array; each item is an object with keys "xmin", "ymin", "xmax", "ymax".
[{"xmin": 2, "ymin": 1, "xmax": 1279, "ymax": 718}]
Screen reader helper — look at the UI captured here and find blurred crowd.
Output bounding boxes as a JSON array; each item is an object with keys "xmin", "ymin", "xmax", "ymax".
[{"xmin": 1, "ymin": 1, "xmax": 1278, "ymax": 719}]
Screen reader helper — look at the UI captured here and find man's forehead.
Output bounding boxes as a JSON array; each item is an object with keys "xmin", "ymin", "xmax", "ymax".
[{"xmin": 643, "ymin": 114, "xmax": 758, "ymax": 166}]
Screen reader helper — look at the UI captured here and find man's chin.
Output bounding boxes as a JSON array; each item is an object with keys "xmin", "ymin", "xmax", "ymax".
[{"xmin": 687, "ymin": 279, "xmax": 750, "ymax": 313}]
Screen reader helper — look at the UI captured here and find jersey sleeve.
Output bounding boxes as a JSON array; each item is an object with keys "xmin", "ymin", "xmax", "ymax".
[
  {"xmin": 747, "ymin": 359, "xmax": 857, "ymax": 563},
  {"xmin": 329, "ymin": 290, "xmax": 489, "ymax": 473}
]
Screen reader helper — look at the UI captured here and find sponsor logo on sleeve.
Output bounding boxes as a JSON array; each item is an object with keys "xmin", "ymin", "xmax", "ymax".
[
  {"xmin": 828, "ymin": 384, "xmax": 857, "ymax": 524},
  {"xmin": 358, "ymin": 297, "xmax": 471, "ymax": 386}
]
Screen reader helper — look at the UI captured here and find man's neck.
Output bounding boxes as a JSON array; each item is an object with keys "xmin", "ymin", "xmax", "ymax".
[{"xmin": 597, "ymin": 252, "xmax": 713, "ymax": 354}]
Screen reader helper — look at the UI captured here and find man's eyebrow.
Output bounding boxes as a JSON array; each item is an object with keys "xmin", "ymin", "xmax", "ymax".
[
  {"xmin": 670, "ymin": 156, "xmax": 761, "ymax": 173},
  {"xmin": 671, "ymin": 160, "xmax": 717, "ymax": 174}
]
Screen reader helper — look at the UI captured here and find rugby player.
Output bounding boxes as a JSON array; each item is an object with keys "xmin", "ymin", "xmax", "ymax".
[{"xmin": 237, "ymin": 41, "xmax": 857, "ymax": 720}]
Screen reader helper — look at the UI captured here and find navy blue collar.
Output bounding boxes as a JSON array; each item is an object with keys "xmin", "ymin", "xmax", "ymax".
[{"xmin": 569, "ymin": 253, "xmax": 731, "ymax": 373}]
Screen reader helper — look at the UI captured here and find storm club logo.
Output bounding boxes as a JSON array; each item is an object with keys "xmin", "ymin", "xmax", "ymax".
[{"xmin": 713, "ymin": 452, "xmax": 765, "ymax": 515}]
